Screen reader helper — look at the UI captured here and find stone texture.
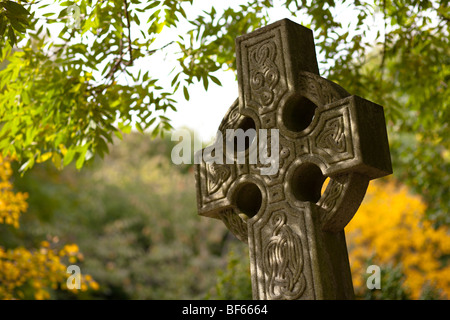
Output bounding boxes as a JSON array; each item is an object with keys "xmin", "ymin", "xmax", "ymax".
[{"xmin": 194, "ymin": 19, "xmax": 392, "ymax": 300}]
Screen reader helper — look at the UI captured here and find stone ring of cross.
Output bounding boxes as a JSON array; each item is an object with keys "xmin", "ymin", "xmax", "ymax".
[{"xmin": 194, "ymin": 19, "xmax": 392, "ymax": 300}]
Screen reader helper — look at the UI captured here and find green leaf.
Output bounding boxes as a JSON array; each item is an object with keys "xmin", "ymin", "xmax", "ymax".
[
  {"xmin": 183, "ymin": 86, "xmax": 189, "ymax": 100},
  {"xmin": 37, "ymin": 152, "xmax": 52, "ymax": 163},
  {"xmin": 63, "ymin": 148, "xmax": 77, "ymax": 166},
  {"xmin": 96, "ymin": 137, "xmax": 108, "ymax": 158},
  {"xmin": 118, "ymin": 122, "xmax": 132, "ymax": 134},
  {"xmin": 8, "ymin": 17, "xmax": 26, "ymax": 33},
  {"xmin": 156, "ymin": 21, "xmax": 165, "ymax": 34},
  {"xmin": 210, "ymin": 75, "xmax": 222, "ymax": 86},
  {"xmin": 146, "ymin": 117, "xmax": 156, "ymax": 127},
  {"xmin": 4, "ymin": 1, "xmax": 30, "ymax": 17},
  {"xmin": 19, "ymin": 156, "xmax": 34, "ymax": 173},
  {"xmin": 135, "ymin": 122, "xmax": 144, "ymax": 133},
  {"xmin": 134, "ymin": 14, "xmax": 141, "ymax": 26},
  {"xmin": 7, "ymin": 26, "xmax": 15, "ymax": 46},
  {"xmin": 113, "ymin": 130, "xmax": 123, "ymax": 140},
  {"xmin": 145, "ymin": 1, "xmax": 160, "ymax": 10},
  {"xmin": 202, "ymin": 74, "xmax": 209, "ymax": 90},
  {"xmin": 52, "ymin": 152, "xmax": 62, "ymax": 169},
  {"xmin": 76, "ymin": 144, "xmax": 89, "ymax": 170},
  {"xmin": 0, "ymin": 17, "xmax": 7, "ymax": 37},
  {"xmin": 22, "ymin": 90, "xmax": 30, "ymax": 104},
  {"xmin": 171, "ymin": 73, "xmax": 180, "ymax": 87}
]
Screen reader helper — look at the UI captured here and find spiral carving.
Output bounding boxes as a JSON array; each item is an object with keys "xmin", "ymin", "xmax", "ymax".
[{"xmin": 249, "ymin": 40, "xmax": 280, "ymax": 107}]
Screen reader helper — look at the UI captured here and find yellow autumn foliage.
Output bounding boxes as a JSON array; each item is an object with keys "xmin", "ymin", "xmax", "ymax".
[
  {"xmin": 346, "ymin": 178, "xmax": 450, "ymax": 299},
  {"xmin": 0, "ymin": 156, "xmax": 28, "ymax": 228},
  {"xmin": 0, "ymin": 156, "xmax": 99, "ymax": 300},
  {"xmin": 0, "ymin": 241, "xmax": 99, "ymax": 299}
]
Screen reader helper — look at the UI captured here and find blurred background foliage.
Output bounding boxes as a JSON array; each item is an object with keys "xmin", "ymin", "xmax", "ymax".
[
  {"xmin": 0, "ymin": 0, "xmax": 448, "ymax": 299},
  {"xmin": 5, "ymin": 133, "xmax": 248, "ymax": 299},
  {"xmin": 0, "ymin": 133, "xmax": 448, "ymax": 299}
]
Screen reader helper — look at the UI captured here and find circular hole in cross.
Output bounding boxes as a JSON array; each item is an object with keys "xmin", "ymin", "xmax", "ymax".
[
  {"xmin": 234, "ymin": 116, "xmax": 256, "ymax": 152},
  {"xmin": 235, "ymin": 182, "xmax": 262, "ymax": 219},
  {"xmin": 282, "ymin": 96, "xmax": 318, "ymax": 132},
  {"xmin": 290, "ymin": 163, "xmax": 327, "ymax": 203}
]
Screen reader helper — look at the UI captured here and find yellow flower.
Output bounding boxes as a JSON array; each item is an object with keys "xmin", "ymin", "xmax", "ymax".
[
  {"xmin": 90, "ymin": 281, "xmax": 100, "ymax": 291},
  {"xmin": 41, "ymin": 241, "xmax": 50, "ymax": 248},
  {"xmin": 63, "ymin": 244, "xmax": 79, "ymax": 255}
]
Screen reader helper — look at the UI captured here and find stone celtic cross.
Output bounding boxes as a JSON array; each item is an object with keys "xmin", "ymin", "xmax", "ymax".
[{"xmin": 194, "ymin": 19, "xmax": 392, "ymax": 300}]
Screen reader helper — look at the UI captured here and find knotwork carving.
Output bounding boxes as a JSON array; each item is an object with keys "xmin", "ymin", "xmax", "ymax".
[
  {"xmin": 220, "ymin": 100, "xmax": 240, "ymax": 131},
  {"xmin": 320, "ymin": 179, "xmax": 344, "ymax": 212},
  {"xmin": 220, "ymin": 208, "xmax": 248, "ymax": 243},
  {"xmin": 316, "ymin": 116, "xmax": 346, "ymax": 154},
  {"xmin": 263, "ymin": 211, "xmax": 306, "ymax": 300},
  {"xmin": 298, "ymin": 71, "xmax": 349, "ymax": 106},
  {"xmin": 206, "ymin": 163, "xmax": 231, "ymax": 195},
  {"xmin": 250, "ymin": 40, "xmax": 279, "ymax": 108}
]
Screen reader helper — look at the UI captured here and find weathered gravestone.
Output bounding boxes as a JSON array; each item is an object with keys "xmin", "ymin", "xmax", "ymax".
[{"xmin": 194, "ymin": 19, "xmax": 392, "ymax": 300}]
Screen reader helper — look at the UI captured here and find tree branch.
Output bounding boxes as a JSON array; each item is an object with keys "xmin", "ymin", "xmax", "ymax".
[
  {"xmin": 123, "ymin": 0, "xmax": 133, "ymax": 66},
  {"xmin": 105, "ymin": 0, "xmax": 133, "ymax": 84}
]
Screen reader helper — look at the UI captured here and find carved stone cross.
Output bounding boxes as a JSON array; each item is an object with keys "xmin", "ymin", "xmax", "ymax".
[{"xmin": 194, "ymin": 19, "xmax": 392, "ymax": 300}]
